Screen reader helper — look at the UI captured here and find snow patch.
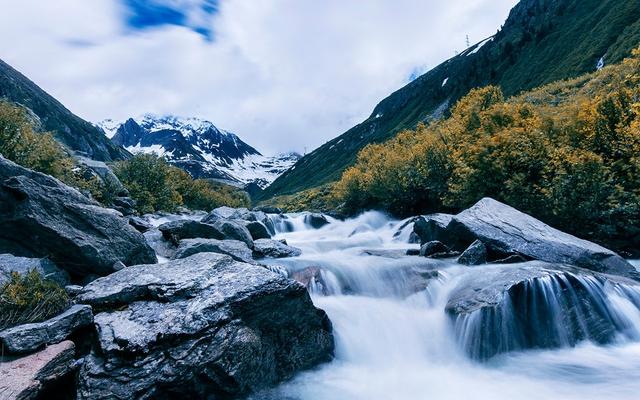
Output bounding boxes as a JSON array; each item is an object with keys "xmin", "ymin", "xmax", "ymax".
[
  {"xmin": 466, "ymin": 37, "xmax": 493, "ymax": 56},
  {"xmin": 597, "ymin": 56, "xmax": 605, "ymax": 71},
  {"xmin": 442, "ymin": 77, "xmax": 449, "ymax": 87}
]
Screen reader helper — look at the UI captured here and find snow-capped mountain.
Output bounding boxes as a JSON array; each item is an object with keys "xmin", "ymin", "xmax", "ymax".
[{"xmin": 98, "ymin": 115, "xmax": 300, "ymax": 188}]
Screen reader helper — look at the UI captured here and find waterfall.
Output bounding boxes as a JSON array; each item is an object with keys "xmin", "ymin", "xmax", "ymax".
[{"xmin": 248, "ymin": 211, "xmax": 640, "ymax": 400}]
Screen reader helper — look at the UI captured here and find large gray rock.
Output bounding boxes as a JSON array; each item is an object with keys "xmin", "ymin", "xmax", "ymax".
[
  {"xmin": 76, "ymin": 253, "xmax": 333, "ymax": 399},
  {"xmin": 204, "ymin": 207, "xmax": 276, "ymax": 236},
  {"xmin": 174, "ymin": 239, "xmax": 254, "ymax": 263},
  {"xmin": 253, "ymin": 239, "xmax": 302, "ymax": 259},
  {"xmin": 242, "ymin": 220, "xmax": 272, "ymax": 240},
  {"xmin": 412, "ymin": 213, "xmax": 454, "ymax": 245},
  {"xmin": 419, "ymin": 241, "xmax": 456, "ymax": 258},
  {"xmin": 457, "ymin": 240, "xmax": 487, "ymax": 266},
  {"xmin": 446, "ymin": 261, "xmax": 640, "ymax": 360},
  {"xmin": 447, "ymin": 198, "xmax": 638, "ymax": 279},
  {"xmin": 212, "ymin": 219, "xmax": 254, "ymax": 248},
  {"xmin": 0, "ymin": 340, "xmax": 77, "ymax": 400},
  {"xmin": 0, "ymin": 254, "xmax": 69, "ymax": 287},
  {"xmin": 304, "ymin": 213, "xmax": 329, "ymax": 229},
  {"xmin": 158, "ymin": 219, "xmax": 224, "ymax": 244},
  {"xmin": 0, "ymin": 305, "xmax": 93, "ymax": 354},
  {"xmin": 0, "ymin": 157, "xmax": 157, "ymax": 277}
]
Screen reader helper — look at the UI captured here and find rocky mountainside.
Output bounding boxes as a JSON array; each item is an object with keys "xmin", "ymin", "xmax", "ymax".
[
  {"xmin": 259, "ymin": 0, "xmax": 640, "ymax": 199},
  {"xmin": 0, "ymin": 59, "xmax": 129, "ymax": 162},
  {"xmin": 99, "ymin": 115, "xmax": 300, "ymax": 188}
]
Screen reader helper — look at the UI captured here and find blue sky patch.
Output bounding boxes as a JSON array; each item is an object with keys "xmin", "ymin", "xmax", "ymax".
[{"xmin": 122, "ymin": 0, "xmax": 218, "ymax": 40}]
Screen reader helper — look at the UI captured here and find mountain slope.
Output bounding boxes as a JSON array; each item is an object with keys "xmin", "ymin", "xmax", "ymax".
[
  {"xmin": 260, "ymin": 0, "xmax": 640, "ymax": 199},
  {"xmin": 99, "ymin": 115, "xmax": 300, "ymax": 188},
  {"xmin": 0, "ymin": 59, "xmax": 129, "ymax": 162}
]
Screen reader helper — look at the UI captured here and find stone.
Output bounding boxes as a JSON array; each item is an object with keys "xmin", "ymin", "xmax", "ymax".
[
  {"xmin": 64, "ymin": 285, "xmax": 84, "ymax": 297},
  {"xmin": 445, "ymin": 261, "xmax": 640, "ymax": 360},
  {"xmin": 0, "ymin": 341, "xmax": 77, "ymax": 400},
  {"xmin": 304, "ymin": 213, "xmax": 329, "ymax": 229},
  {"xmin": 0, "ymin": 254, "xmax": 69, "ymax": 287},
  {"xmin": 0, "ymin": 156, "xmax": 156, "ymax": 277},
  {"xmin": 174, "ymin": 239, "xmax": 254, "ymax": 263},
  {"xmin": 457, "ymin": 240, "xmax": 487, "ymax": 266},
  {"xmin": 158, "ymin": 220, "xmax": 223, "ymax": 245},
  {"xmin": 212, "ymin": 220, "xmax": 254, "ymax": 248},
  {"xmin": 253, "ymin": 239, "xmax": 302, "ymax": 259},
  {"xmin": 128, "ymin": 216, "xmax": 153, "ymax": 233},
  {"xmin": 253, "ymin": 206, "xmax": 282, "ymax": 214},
  {"xmin": 412, "ymin": 213, "xmax": 454, "ymax": 245},
  {"xmin": 448, "ymin": 198, "xmax": 638, "ymax": 279},
  {"xmin": 491, "ymin": 254, "xmax": 530, "ymax": 264},
  {"xmin": 242, "ymin": 220, "xmax": 272, "ymax": 240},
  {"xmin": 419, "ymin": 241, "xmax": 452, "ymax": 258},
  {"xmin": 75, "ymin": 253, "xmax": 334, "ymax": 399},
  {"xmin": 0, "ymin": 305, "xmax": 93, "ymax": 355}
]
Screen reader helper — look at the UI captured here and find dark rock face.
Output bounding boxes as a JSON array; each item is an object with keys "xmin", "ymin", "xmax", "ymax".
[
  {"xmin": 0, "ymin": 340, "xmax": 77, "ymax": 400},
  {"xmin": 0, "ymin": 254, "xmax": 70, "ymax": 287},
  {"xmin": 0, "ymin": 305, "xmax": 93, "ymax": 354},
  {"xmin": 128, "ymin": 216, "xmax": 153, "ymax": 233},
  {"xmin": 447, "ymin": 198, "xmax": 638, "ymax": 279},
  {"xmin": 243, "ymin": 220, "xmax": 272, "ymax": 240},
  {"xmin": 446, "ymin": 261, "xmax": 640, "ymax": 360},
  {"xmin": 174, "ymin": 239, "xmax": 254, "ymax": 263},
  {"xmin": 419, "ymin": 241, "xmax": 455, "ymax": 258},
  {"xmin": 457, "ymin": 240, "xmax": 487, "ymax": 266},
  {"xmin": 204, "ymin": 207, "xmax": 276, "ymax": 236},
  {"xmin": 158, "ymin": 219, "xmax": 223, "ymax": 244},
  {"xmin": 413, "ymin": 214, "xmax": 454, "ymax": 245},
  {"xmin": 253, "ymin": 239, "xmax": 302, "ymax": 259},
  {"xmin": 76, "ymin": 253, "xmax": 334, "ymax": 400},
  {"xmin": 0, "ymin": 157, "xmax": 157, "ymax": 277},
  {"xmin": 304, "ymin": 213, "xmax": 329, "ymax": 229},
  {"xmin": 212, "ymin": 220, "xmax": 254, "ymax": 248}
]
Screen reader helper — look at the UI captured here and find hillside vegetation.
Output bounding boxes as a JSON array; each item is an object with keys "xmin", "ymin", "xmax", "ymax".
[
  {"xmin": 333, "ymin": 50, "xmax": 640, "ymax": 254},
  {"xmin": 261, "ymin": 0, "xmax": 640, "ymax": 199}
]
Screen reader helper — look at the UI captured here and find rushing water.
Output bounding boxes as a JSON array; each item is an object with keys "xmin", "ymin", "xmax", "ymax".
[{"xmin": 249, "ymin": 211, "xmax": 640, "ymax": 400}]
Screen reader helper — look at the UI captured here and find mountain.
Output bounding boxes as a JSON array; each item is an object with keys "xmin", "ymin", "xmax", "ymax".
[
  {"xmin": 259, "ymin": 0, "xmax": 640, "ymax": 199},
  {"xmin": 0, "ymin": 59, "xmax": 129, "ymax": 161},
  {"xmin": 98, "ymin": 115, "xmax": 300, "ymax": 188}
]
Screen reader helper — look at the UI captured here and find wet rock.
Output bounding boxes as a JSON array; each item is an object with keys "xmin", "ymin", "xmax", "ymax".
[
  {"xmin": 212, "ymin": 220, "xmax": 254, "ymax": 248},
  {"xmin": 413, "ymin": 214, "xmax": 454, "ymax": 245},
  {"xmin": 143, "ymin": 229, "xmax": 177, "ymax": 259},
  {"xmin": 253, "ymin": 206, "xmax": 282, "ymax": 214},
  {"xmin": 0, "ymin": 254, "xmax": 69, "ymax": 287},
  {"xmin": 0, "ymin": 305, "xmax": 93, "ymax": 355},
  {"xmin": 290, "ymin": 267, "xmax": 330, "ymax": 295},
  {"xmin": 457, "ymin": 240, "xmax": 487, "ymax": 266},
  {"xmin": 448, "ymin": 198, "xmax": 638, "ymax": 279},
  {"xmin": 174, "ymin": 239, "xmax": 254, "ymax": 263},
  {"xmin": 75, "ymin": 253, "xmax": 334, "ymax": 399},
  {"xmin": 253, "ymin": 239, "xmax": 302, "ymax": 259},
  {"xmin": 128, "ymin": 216, "xmax": 153, "ymax": 233},
  {"xmin": 158, "ymin": 220, "xmax": 223, "ymax": 245},
  {"xmin": 362, "ymin": 249, "xmax": 415, "ymax": 259},
  {"xmin": 242, "ymin": 220, "xmax": 272, "ymax": 240},
  {"xmin": 0, "ymin": 156, "xmax": 157, "ymax": 277},
  {"xmin": 446, "ymin": 261, "xmax": 640, "ymax": 360},
  {"xmin": 0, "ymin": 340, "xmax": 77, "ymax": 400},
  {"xmin": 304, "ymin": 213, "xmax": 329, "ymax": 229},
  {"xmin": 406, "ymin": 249, "xmax": 421, "ymax": 256},
  {"xmin": 419, "ymin": 241, "xmax": 452, "ymax": 258}
]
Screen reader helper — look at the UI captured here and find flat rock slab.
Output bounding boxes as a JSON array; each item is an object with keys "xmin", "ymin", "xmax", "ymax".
[
  {"xmin": 0, "ymin": 304, "xmax": 93, "ymax": 355},
  {"xmin": 174, "ymin": 238, "xmax": 254, "ymax": 263},
  {"xmin": 76, "ymin": 253, "xmax": 333, "ymax": 399},
  {"xmin": 253, "ymin": 239, "xmax": 302, "ymax": 259},
  {"xmin": 0, "ymin": 340, "xmax": 76, "ymax": 400}
]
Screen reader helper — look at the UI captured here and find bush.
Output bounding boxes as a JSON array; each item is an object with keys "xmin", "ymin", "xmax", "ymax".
[
  {"xmin": 334, "ymin": 49, "xmax": 640, "ymax": 253},
  {"xmin": 0, "ymin": 270, "xmax": 71, "ymax": 330},
  {"xmin": 113, "ymin": 153, "xmax": 250, "ymax": 213}
]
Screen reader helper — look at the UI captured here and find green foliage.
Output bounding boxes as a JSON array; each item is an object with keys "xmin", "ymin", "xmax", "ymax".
[
  {"xmin": 0, "ymin": 270, "xmax": 71, "ymax": 330},
  {"xmin": 263, "ymin": 184, "xmax": 342, "ymax": 214},
  {"xmin": 335, "ymin": 50, "xmax": 640, "ymax": 253},
  {"xmin": 114, "ymin": 153, "xmax": 250, "ymax": 213}
]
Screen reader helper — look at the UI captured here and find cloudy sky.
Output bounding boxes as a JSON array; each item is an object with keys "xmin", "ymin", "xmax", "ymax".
[{"xmin": 0, "ymin": 0, "xmax": 517, "ymax": 155}]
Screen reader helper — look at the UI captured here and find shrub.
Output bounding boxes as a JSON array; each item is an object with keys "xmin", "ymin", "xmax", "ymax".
[{"xmin": 0, "ymin": 270, "xmax": 71, "ymax": 331}]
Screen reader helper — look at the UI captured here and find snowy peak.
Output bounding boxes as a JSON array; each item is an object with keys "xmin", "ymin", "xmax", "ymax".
[{"xmin": 97, "ymin": 115, "xmax": 300, "ymax": 188}]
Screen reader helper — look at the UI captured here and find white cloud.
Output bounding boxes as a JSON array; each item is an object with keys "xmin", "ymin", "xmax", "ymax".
[{"xmin": 0, "ymin": 0, "xmax": 517, "ymax": 155}]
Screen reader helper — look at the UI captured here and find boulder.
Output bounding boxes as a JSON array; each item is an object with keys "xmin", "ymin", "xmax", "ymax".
[
  {"xmin": 447, "ymin": 198, "xmax": 638, "ymax": 279},
  {"xmin": 204, "ymin": 208, "xmax": 276, "ymax": 237},
  {"xmin": 253, "ymin": 205, "xmax": 282, "ymax": 214},
  {"xmin": 204, "ymin": 206, "xmax": 239, "ymax": 220},
  {"xmin": 0, "ymin": 305, "xmax": 93, "ymax": 354},
  {"xmin": 212, "ymin": 220, "xmax": 254, "ymax": 248},
  {"xmin": 412, "ymin": 213, "xmax": 454, "ymax": 245},
  {"xmin": 304, "ymin": 213, "xmax": 329, "ymax": 229},
  {"xmin": 143, "ymin": 229, "xmax": 177, "ymax": 259},
  {"xmin": 0, "ymin": 254, "xmax": 69, "ymax": 287},
  {"xmin": 158, "ymin": 220, "xmax": 223, "ymax": 245},
  {"xmin": 128, "ymin": 216, "xmax": 153, "ymax": 233},
  {"xmin": 0, "ymin": 156, "xmax": 157, "ymax": 277},
  {"xmin": 111, "ymin": 196, "xmax": 136, "ymax": 216},
  {"xmin": 419, "ymin": 241, "xmax": 454, "ymax": 258},
  {"xmin": 457, "ymin": 240, "xmax": 487, "ymax": 266},
  {"xmin": 242, "ymin": 220, "xmax": 272, "ymax": 240},
  {"xmin": 174, "ymin": 239, "xmax": 254, "ymax": 263},
  {"xmin": 75, "ymin": 253, "xmax": 334, "ymax": 399},
  {"xmin": 253, "ymin": 239, "xmax": 302, "ymax": 259},
  {"xmin": 0, "ymin": 340, "xmax": 77, "ymax": 400},
  {"xmin": 446, "ymin": 261, "xmax": 640, "ymax": 360}
]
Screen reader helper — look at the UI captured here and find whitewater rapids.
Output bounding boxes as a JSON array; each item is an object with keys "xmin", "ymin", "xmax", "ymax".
[{"xmin": 250, "ymin": 211, "xmax": 640, "ymax": 400}]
